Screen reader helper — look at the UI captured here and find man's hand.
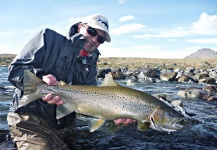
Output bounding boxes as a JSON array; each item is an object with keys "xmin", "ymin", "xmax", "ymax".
[
  {"xmin": 114, "ymin": 118, "xmax": 136, "ymax": 125},
  {"xmin": 42, "ymin": 74, "xmax": 64, "ymax": 105}
]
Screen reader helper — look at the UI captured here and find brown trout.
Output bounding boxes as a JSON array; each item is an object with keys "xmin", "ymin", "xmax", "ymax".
[{"xmin": 19, "ymin": 70, "xmax": 185, "ymax": 132}]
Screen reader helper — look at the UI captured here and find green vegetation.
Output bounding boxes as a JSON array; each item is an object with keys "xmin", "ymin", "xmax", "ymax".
[
  {"xmin": 1, "ymin": 54, "xmax": 217, "ymax": 70},
  {"xmin": 98, "ymin": 57, "xmax": 217, "ymax": 70},
  {"xmin": 0, "ymin": 54, "xmax": 16, "ymax": 66}
]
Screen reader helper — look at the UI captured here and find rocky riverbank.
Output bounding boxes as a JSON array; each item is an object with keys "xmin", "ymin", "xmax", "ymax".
[{"xmin": 97, "ymin": 57, "xmax": 217, "ymax": 101}]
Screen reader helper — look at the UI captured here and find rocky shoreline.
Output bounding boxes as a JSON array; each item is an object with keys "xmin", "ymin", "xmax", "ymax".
[{"xmin": 97, "ymin": 57, "xmax": 217, "ymax": 102}]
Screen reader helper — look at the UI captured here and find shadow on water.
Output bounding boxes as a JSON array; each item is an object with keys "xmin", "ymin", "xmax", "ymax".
[{"xmin": 0, "ymin": 66, "xmax": 217, "ymax": 150}]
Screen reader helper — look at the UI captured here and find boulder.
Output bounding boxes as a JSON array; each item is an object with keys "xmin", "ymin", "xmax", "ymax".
[
  {"xmin": 111, "ymin": 71, "xmax": 126, "ymax": 79},
  {"xmin": 160, "ymin": 72, "xmax": 177, "ymax": 81},
  {"xmin": 198, "ymin": 77, "xmax": 216, "ymax": 85},
  {"xmin": 178, "ymin": 88, "xmax": 204, "ymax": 99}
]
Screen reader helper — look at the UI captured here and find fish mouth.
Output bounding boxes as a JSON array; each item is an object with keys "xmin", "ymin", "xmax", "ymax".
[{"xmin": 149, "ymin": 116, "xmax": 185, "ymax": 132}]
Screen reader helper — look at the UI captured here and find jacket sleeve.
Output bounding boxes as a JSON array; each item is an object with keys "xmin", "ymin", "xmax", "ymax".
[{"xmin": 8, "ymin": 29, "xmax": 48, "ymax": 89}]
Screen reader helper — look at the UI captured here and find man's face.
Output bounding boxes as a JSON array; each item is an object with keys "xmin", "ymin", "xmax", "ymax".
[{"xmin": 78, "ymin": 24, "xmax": 106, "ymax": 52}]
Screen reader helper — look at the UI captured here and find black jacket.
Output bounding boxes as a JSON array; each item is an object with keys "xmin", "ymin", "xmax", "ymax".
[{"xmin": 8, "ymin": 24, "xmax": 100, "ymax": 129}]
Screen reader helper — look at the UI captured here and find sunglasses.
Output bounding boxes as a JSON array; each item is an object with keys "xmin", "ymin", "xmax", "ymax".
[{"xmin": 85, "ymin": 26, "xmax": 106, "ymax": 44}]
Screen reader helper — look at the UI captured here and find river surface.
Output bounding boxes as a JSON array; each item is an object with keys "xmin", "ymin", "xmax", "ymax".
[{"xmin": 0, "ymin": 66, "xmax": 216, "ymax": 150}]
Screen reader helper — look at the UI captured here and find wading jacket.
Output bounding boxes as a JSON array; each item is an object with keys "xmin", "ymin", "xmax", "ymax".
[{"xmin": 8, "ymin": 23, "xmax": 100, "ymax": 129}]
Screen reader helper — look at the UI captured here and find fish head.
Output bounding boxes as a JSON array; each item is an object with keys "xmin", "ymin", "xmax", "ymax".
[{"xmin": 148, "ymin": 106, "xmax": 185, "ymax": 132}]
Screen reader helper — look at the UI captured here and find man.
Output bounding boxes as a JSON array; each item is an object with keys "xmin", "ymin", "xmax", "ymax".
[{"xmin": 7, "ymin": 14, "xmax": 135, "ymax": 150}]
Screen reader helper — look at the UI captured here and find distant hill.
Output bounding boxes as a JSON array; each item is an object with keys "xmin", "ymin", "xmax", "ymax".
[{"xmin": 184, "ymin": 48, "xmax": 217, "ymax": 59}]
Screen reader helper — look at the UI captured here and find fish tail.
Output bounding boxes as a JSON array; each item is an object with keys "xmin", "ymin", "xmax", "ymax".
[{"xmin": 18, "ymin": 70, "xmax": 43, "ymax": 108}]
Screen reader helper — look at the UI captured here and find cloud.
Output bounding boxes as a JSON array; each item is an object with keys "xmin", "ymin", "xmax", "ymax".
[
  {"xmin": 133, "ymin": 12, "xmax": 217, "ymax": 39},
  {"xmin": 133, "ymin": 27, "xmax": 189, "ymax": 39},
  {"xmin": 118, "ymin": 0, "xmax": 126, "ymax": 4},
  {"xmin": 0, "ymin": 45, "xmax": 18, "ymax": 54},
  {"xmin": 118, "ymin": 15, "xmax": 134, "ymax": 22},
  {"xmin": 111, "ymin": 23, "xmax": 145, "ymax": 35},
  {"xmin": 190, "ymin": 12, "xmax": 217, "ymax": 35},
  {"xmin": 68, "ymin": 15, "xmax": 94, "ymax": 25},
  {"xmin": 187, "ymin": 37, "xmax": 217, "ymax": 44},
  {"xmin": 100, "ymin": 46, "xmax": 186, "ymax": 58},
  {"xmin": 100, "ymin": 44, "xmax": 183, "ymax": 58}
]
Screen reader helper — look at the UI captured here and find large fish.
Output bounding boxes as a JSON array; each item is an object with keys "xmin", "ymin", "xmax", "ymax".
[{"xmin": 19, "ymin": 70, "xmax": 185, "ymax": 132}]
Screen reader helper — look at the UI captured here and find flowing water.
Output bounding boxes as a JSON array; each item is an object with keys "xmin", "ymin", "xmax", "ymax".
[{"xmin": 0, "ymin": 66, "xmax": 216, "ymax": 150}]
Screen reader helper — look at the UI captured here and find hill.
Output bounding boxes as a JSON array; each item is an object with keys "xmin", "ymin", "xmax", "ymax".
[{"xmin": 184, "ymin": 48, "xmax": 217, "ymax": 59}]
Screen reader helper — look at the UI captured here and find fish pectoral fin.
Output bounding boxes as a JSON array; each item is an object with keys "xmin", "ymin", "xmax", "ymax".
[
  {"xmin": 90, "ymin": 118, "xmax": 106, "ymax": 132},
  {"xmin": 137, "ymin": 121, "xmax": 150, "ymax": 131}
]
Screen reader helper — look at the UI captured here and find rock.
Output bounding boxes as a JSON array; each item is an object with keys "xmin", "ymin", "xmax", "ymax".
[
  {"xmin": 185, "ymin": 67, "xmax": 196, "ymax": 73},
  {"xmin": 202, "ymin": 86, "xmax": 217, "ymax": 93},
  {"xmin": 198, "ymin": 77, "xmax": 216, "ymax": 85},
  {"xmin": 97, "ymin": 68, "xmax": 111, "ymax": 78},
  {"xmin": 192, "ymin": 73, "xmax": 209, "ymax": 82},
  {"xmin": 111, "ymin": 71, "xmax": 125, "ymax": 79},
  {"xmin": 124, "ymin": 70, "xmax": 134, "ymax": 77},
  {"xmin": 160, "ymin": 72, "xmax": 177, "ymax": 81},
  {"xmin": 144, "ymin": 68, "xmax": 160, "ymax": 78},
  {"xmin": 174, "ymin": 68, "xmax": 181, "ymax": 72},
  {"xmin": 135, "ymin": 68, "xmax": 160, "ymax": 79},
  {"xmin": 178, "ymin": 75, "xmax": 194, "ymax": 83},
  {"xmin": 0, "ymin": 85, "xmax": 5, "ymax": 90},
  {"xmin": 177, "ymin": 90, "xmax": 187, "ymax": 98},
  {"xmin": 171, "ymin": 100, "xmax": 183, "ymax": 107},
  {"xmin": 183, "ymin": 72, "xmax": 194, "ymax": 78},
  {"xmin": 175, "ymin": 71, "xmax": 184, "ymax": 79},
  {"xmin": 207, "ymin": 96, "xmax": 217, "ymax": 101},
  {"xmin": 178, "ymin": 88, "xmax": 204, "ymax": 99},
  {"xmin": 161, "ymin": 68, "xmax": 174, "ymax": 74}
]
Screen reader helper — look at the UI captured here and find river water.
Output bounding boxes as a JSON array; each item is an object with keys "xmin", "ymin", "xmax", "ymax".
[{"xmin": 0, "ymin": 66, "xmax": 216, "ymax": 150}]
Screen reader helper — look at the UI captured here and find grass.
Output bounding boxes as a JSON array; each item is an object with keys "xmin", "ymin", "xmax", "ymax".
[
  {"xmin": 0, "ymin": 54, "xmax": 16, "ymax": 66},
  {"xmin": 97, "ymin": 57, "xmax": 217, "ymax": 70},
  {"xmin": 1, "ymin": 54, "xmax": 217, "ymax": 70}
]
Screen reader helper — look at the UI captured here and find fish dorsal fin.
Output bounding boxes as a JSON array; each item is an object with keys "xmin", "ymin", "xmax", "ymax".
[
  {"xmin": 101, "ymin": 73, "xmax": 119, "ymax": 86},
  {"xmin": 58, "ymin": 81, "xmax": 67, "ymax": 86},
  {"xmin": 90, "ymin": 118, "xmax": 106, "ymax": 132}
]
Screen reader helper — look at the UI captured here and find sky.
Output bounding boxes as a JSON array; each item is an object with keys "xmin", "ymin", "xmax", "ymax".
[{"xmin": 0, "ymin": 0, "xmax": 217, "ymax": 58}]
